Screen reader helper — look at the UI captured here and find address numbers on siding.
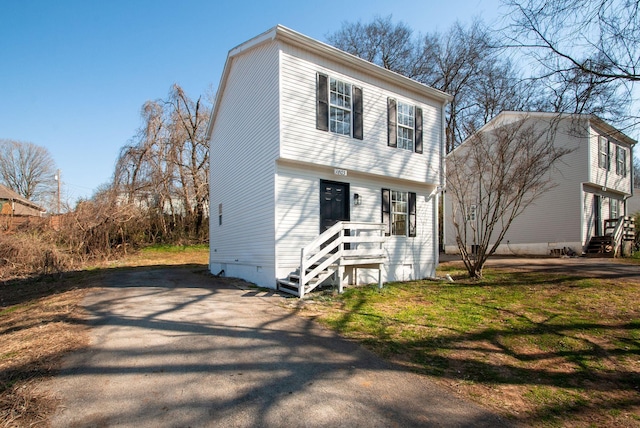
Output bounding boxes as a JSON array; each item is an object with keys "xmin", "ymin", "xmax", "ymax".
[{"xmin": 334, "ymin": 168, "xmax": 348, "ymax": 176}]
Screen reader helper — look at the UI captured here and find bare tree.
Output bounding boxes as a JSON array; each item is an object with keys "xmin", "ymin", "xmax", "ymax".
[
  {"xmin": 166, "ymin": 84, "xmax": 210, "ymax": 235},
  {"xmin": 326, "ymin": 16, "xmax": 417, "ymax": 78},
  {"xmin": 446, "ymin": 115, "xmax": 572, "ymax": 278},
  {"xmin": 0, "ymin": 139, "xmax": 57, "ymax": 204},
  {"xmin": 505, "ymin": 0, "xmax": 640, "ymax": 83},
  {"xmin": 112, "ymin": 84, "xmax": 211, "ymax": 243},
  {"xmin": 327, "ymin": 17, "xmax": 539, "ymax": 151},
  {"xmin": 634, "ymin": 157, "xmax": 640, "ymax": 189},
  {"xmin": 504, "ymin": 0, "xmax": 638, "ymax": 128}
]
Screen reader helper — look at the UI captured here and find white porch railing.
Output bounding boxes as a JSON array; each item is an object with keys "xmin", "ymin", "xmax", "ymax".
[{"xmin": 278, "ymin": 222, "xmax": 386, "ymax": 298}]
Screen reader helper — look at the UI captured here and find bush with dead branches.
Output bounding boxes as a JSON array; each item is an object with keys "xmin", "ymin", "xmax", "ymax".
[{"xmin": 0, "ymin": 232, "xmax": 71, "ymax": 280}]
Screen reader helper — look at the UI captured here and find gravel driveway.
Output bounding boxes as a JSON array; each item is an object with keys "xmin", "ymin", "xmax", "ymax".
[{"xmin": 42, "ymin": 265, "xmax": 509, "ymax": 427}]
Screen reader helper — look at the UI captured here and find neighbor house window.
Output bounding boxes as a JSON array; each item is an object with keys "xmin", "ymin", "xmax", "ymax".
[
  {"xmin": 598, "ymin": 136, "xmax": 610, "ymax": 170},
  {"xmin": 387, "ymin": 98, "xmax": 423, "ymax": 153},
  {"xmin": 316, "ymin": 73, "xmax": 363, "ymax": 139},
  {"xmin": 616, "ymin": 145, "xmax": 627, "ymax": 177},
  {"xmin": 381, "ymin": 188, "xmax": 417, "ymax": 237},
  {"xmin": 610, "ymin": 198, "xmax": 619, "ymax": 219}
]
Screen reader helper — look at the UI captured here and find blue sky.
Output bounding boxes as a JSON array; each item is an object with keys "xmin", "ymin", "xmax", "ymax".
[{"xmin": 0, "ymin": 0, "xmax": 504, "ymax": 204}]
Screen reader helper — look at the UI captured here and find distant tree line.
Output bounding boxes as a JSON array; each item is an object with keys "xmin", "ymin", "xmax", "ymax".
[{"xmin": 327, "ymin": 4, "xmax": 636, "ymax": 151}]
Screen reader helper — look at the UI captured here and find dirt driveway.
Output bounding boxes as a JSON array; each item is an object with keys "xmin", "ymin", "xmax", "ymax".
[{"xmin": 41, "ymin": 266, "xmax": 509, "ymax": 427}]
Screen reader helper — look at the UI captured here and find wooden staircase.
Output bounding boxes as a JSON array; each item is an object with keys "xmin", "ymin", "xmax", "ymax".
[
  {"xmin": 277, "ymin": 222, "xmax": 386, "ymax": 298},
  {"xmin": 585, "ymin": 216, "xmax": 636, "ymax": 257}
]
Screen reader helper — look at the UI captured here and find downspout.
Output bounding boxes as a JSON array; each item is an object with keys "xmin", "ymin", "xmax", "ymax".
[{"xmin": 436, "ymin": 99, "xmax": 448, "ymax": 264}]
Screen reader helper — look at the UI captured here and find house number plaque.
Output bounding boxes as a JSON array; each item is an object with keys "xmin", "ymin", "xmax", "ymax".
[{"xmin": 334, "ymin": 168, "xmax": 348, "ymax": 176}]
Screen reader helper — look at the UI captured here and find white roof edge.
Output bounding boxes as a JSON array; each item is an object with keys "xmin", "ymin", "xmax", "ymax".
[
  {"xmin": 228, "ymin": 26, "xmax": 278, "ymax": 58},
  {"xmin": 206, "ymin": 24, "xmax": 453, "ymax": 141},
  {"xmin": 273, "ymin": 25, "xmax": 452, "ymax": 103},
  {"xmin": 448, "ymin": 111, "xmax": 636, "ymax": 156}
]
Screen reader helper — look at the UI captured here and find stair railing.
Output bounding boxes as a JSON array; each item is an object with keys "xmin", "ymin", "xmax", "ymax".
[
  {"xmin": 610, "ymin": 216, "xmax": 625, "ymax": 257},
  {"xmin": 298, "ymin": 222, "xmax": 386, "ymax": 298},
  {"xmin": 299, "ymin": 222, "xmax": 345, "ymax": 298}
]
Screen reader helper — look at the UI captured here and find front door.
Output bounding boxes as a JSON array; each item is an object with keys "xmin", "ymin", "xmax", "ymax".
[
  {"xmin": 594, "ymin": 195, "xmax": 602, "ymax": 236},
  {"xmin": 320, "ymin": 180, "xmax": 350, "ymax": 233}
]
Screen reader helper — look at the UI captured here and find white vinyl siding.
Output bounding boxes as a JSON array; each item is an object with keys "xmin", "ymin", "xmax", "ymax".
[
  {"xmin": 589, "ymin": 128, "xmax": 632, "ymax": 193},
  {"xmin": 444, "ymin": 114, "xmax": 588, "ymax": 254},
  {"xmin": 275, "ymin": 161, "xmax": 437, "ymax": 282},
  {"xmin": 279, "ymin": 46, "xmax": 442, "ymax": 185},
  {"xmin": 209, "ymin": 40, "xmax": 280, "ymax": 286},
  {"xmin": 209, "ymin": 27, "xmax": 448, "ymax": 288}
]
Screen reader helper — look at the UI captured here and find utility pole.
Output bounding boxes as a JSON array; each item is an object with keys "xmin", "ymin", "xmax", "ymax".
[{"xmin": 56, "ymin": 169, "xmax": 61, "ymax": 214}]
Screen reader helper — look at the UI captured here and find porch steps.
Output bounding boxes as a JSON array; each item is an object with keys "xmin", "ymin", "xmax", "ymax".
[
  {"xmin": 586, "ymin": 216, "xmax": 636, "ymax": 258},
  {"xmin": 585, "ymin": 236, "xmax": 615, "ymax": 257},
  {"xmin": 277, "ymin": 221, "xmax": 387, "ymax": 298},
  {"xmin": 277, "ymin": 264, "xmax": 335, "ymax": 297}
]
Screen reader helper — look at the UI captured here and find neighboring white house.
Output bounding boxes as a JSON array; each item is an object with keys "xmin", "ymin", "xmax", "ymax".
[
  {"xmin": 628, "ymin": 189, "xmax": 640, "ymax": 215},
  {"xmin": 206, "ymin": 25, "xmax": 451, "ymax": 295},
  {"xmin": 444, "ymin": 111, "xmax": 636, "ymax": 256}
]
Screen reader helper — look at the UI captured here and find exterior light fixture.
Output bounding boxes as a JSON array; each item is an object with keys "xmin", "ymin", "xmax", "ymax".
[{"xmin": 354, "ymin": 193, "xmax": 361, "ymax": 205}]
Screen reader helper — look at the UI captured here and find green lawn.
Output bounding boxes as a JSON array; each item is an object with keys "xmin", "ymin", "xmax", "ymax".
[{"xmin": 299, "ymin": 266, "xmax": 640, "ymax": 427}]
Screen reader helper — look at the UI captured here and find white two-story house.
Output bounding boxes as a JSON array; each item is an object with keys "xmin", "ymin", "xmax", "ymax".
[
  {"xmin": 443, "ymin": 111, "xmax": 636, "ymax": 257},
  {"xmin": 206, "ymin": 25, "xmax": 450, "ymax": 295}
]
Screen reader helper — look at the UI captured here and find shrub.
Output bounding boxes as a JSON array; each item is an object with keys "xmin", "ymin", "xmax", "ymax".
[{"xmin": 0, "ymin": 233, "xmax": 71, "ymax": 279}]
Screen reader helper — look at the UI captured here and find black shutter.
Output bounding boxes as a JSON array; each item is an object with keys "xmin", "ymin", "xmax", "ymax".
[
  {"xmin": 353, "ymin": 86, "xmax": 363, "ymax": 140},
  {"xmin": 414, "ymin": 106, "xmax": 423, "ymax": 154},
  {"xmin": 316, "ymin": 73, "xmax": 328, "ymax": 131},
  {"xmin": 408, "ymin": 192, "xmax": 417, "ymax": 237},
  {"xmin": 382, "ymin": 188, "xmax": 391, "ymax": 236},
  {"xmin": 387, "ymin": 98, "xmax": 397, "ymax": 147}
]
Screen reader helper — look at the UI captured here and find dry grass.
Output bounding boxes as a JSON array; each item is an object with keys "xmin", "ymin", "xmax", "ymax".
[
  {"xmin": 0, "ymin": 245, "xmax": 209, "ymax": 427},
  {"xmin": 0, "ymin": 282, "xmax": 91, "ymax": 427}
]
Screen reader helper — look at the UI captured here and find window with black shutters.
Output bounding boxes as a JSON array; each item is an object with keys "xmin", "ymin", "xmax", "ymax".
[
  {"xmin": 387, "ymin": 97, "xmax": 422, "ymax": 153},
  {"xmin": 381, "ymin": 188, "xmax": 417, "ymax": 237},
  {"xmin": 316, "ymin": 72, "xmax": 363, "ymax": 139}
]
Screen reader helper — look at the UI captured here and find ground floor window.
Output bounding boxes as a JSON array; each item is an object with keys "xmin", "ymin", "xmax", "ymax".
[{"xmin": 382, "ymin": 188, "xmax": 416, "ymax": 237}]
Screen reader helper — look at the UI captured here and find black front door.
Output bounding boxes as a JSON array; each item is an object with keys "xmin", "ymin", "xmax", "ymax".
[
  {"xmin": 320, "ymin": 180, "xmax": 350, "ymax": 233},
  {"xmin": 594, "ymin": 195, "xmax": 602, "ymax": 236}
]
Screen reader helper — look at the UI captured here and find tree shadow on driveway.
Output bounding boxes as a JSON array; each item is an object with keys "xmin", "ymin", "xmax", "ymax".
[{"xmin": 42, "ymin": 264, "xmax": 510, "ymax": 427}]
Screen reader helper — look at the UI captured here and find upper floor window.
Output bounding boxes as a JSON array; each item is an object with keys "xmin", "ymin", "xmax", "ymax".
[
  {"xmin": 381, "ymin": 188, "xmax": 416, "ymax": 237},
  {"xmin": 316, "ymin": 73, "xmax": 363, "ymax": 139},
  {"xmin": 387, "ymin": 98, "xmax": 423, "ymax": 153},
  {"xmin": 616, "ymin": 145, "xmax": 627, "ymax": 177},
  {"xmin": 598, "ymin": 136, "xmax": 610, "ymax": 170},
  {"xmin": 397, "ymin": 102, "xmax": 415, "ymax": 151},
  {"xmin": 329, "ymin": 78, "xmax": 351, "ymax": 136}
]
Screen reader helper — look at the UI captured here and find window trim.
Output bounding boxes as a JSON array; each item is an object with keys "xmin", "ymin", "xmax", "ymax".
[
  {"xmin": 316, "ymin": 72, "xmax": 363, "ymax": 140},
  {"xmin": 381, "ymin": 188, "xmax": 416, "ymax": 237},
  {"xmin": 616, "ymin": 145, "xmax": 627, "ymax": 177},
  {"xmin": 610, "ymin": 198, "xmax": 619, "ymax": 220},
  {"xmin": 329, "ymin": 77, "xmax": 352, "ymax": 136},
  {"xmin": 396, "ymin": 101, "xmax": 415, "ymax": 152},
  {"xmin": 598, "ymin": 136, "xmax": 610, "ymax": 170},
  {"xmin": 387, "ymin": 97, "xmax": 423, "ymax": 154}
]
